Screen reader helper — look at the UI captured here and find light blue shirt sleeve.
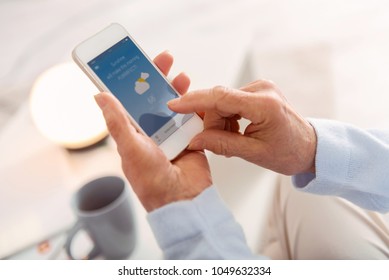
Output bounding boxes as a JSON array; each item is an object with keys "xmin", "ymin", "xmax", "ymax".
[
  {"xmin": 293, "ymin": 118, "xmax": 389, "ymax": 213},
  {"xmin": 147, "ymin": 186, "xmax": 263, "ymax": 259},
  {"xmin": 148, "ymin": 119, "xmax": 389, "ymax": 260}
]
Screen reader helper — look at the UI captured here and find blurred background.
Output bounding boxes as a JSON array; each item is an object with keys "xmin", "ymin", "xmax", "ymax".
[{"xmin": 1, "ymin": 0, "xmax": 389, "ymax": 259}]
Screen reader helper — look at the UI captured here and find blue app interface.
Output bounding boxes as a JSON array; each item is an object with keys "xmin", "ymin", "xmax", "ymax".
[{"xmin": 88, "ymin": 37, "xmax": 192, "ymax": 144}]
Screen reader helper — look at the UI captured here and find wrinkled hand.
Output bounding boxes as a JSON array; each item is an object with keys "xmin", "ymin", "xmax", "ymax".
[
  {"xmin": 168, "ymin": 80, "xmax": 317, "ymax": 175},
  {"xmin": 95, "ymin": 52, "xmax": 212, "ymax": 212}
]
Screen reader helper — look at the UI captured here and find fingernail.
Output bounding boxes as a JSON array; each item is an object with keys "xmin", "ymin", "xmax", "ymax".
[
  {"xmin": 94, "ymin": 93, "xmax": 107, "ymax": 109},
  {"xmin": 167, "ymin": 98, "xmax": 179, "ymax": 107},
  {"xmin": 188, "ymin": 138, "xmax": 203, "ymax": 150}
]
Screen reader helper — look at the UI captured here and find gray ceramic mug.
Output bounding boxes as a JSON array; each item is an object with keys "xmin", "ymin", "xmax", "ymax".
[{"xmin": 65, "ymin": 176, "xmax": 135, "ymax": 260}]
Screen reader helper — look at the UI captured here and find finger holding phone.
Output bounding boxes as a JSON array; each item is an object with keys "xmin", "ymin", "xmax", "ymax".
[
  {"xmin": 73, "ymin": 24, "xmax": 211, "ymax": 211},
  {"xmin": 73, "ymin": 23, "xmax": 203, "ymax": 161},
  {"xmin": 94, "ymin": 89, "xmax": 212, "ymax": 212}
]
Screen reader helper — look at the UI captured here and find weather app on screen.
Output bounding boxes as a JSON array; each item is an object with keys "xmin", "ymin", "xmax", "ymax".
[{"xmin": 88, "ymin": 37, "xmax": 192, "ymax": 145}]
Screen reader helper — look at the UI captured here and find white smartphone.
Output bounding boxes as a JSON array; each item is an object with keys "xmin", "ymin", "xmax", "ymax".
[{"xmin": 72, "ymin": 23, "xmax": 203, "ymax": 160}]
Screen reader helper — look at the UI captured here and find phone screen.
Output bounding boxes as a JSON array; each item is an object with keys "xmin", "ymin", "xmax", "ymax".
[{"xmin": 88, "ymin": 37, "xmax": 193, "ymax": 145}]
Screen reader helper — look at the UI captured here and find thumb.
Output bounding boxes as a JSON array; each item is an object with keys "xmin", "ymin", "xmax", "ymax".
[{"xmin": 188, "ymin": 129, "xmax": 256, "ymax": 159}]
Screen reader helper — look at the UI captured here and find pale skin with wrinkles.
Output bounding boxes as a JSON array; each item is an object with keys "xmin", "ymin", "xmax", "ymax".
[
  {"xmin": 168, "ymin": 81, "xmax": 317, "ymax": 175},
  {"xmin": 95, "ymin": 51, "xmax": 317, "ymax": 212}
]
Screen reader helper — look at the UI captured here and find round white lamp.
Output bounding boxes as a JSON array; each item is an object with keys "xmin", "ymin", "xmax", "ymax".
[{"xmin": 30, "ymin": 62, "xmax": 108, "ymax": 149}]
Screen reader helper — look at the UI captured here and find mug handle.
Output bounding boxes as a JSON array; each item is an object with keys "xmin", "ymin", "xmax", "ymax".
[{"xmin": 65, "ymin": 221, "xmax": 101, "ymax": 260}]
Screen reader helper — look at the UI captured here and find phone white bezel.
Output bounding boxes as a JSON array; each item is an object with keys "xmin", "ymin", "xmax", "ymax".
[{"xmin": 72, "ymin": 23, "xmax": 203, "ymax": 160}]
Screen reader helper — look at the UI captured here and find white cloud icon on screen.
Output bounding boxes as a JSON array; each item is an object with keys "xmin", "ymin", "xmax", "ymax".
[{"xmin": 134, "ymin": 72, "xmax": 150, "ymax": 95}]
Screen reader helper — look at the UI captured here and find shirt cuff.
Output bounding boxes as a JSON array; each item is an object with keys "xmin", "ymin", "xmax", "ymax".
[
  {"xmin": 292, "ymin": 118, "xmax": 350, "ymax": 195},
  {"xmin": 147, "ymin": 185, "xmax": 235, "ymax": 252}
]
